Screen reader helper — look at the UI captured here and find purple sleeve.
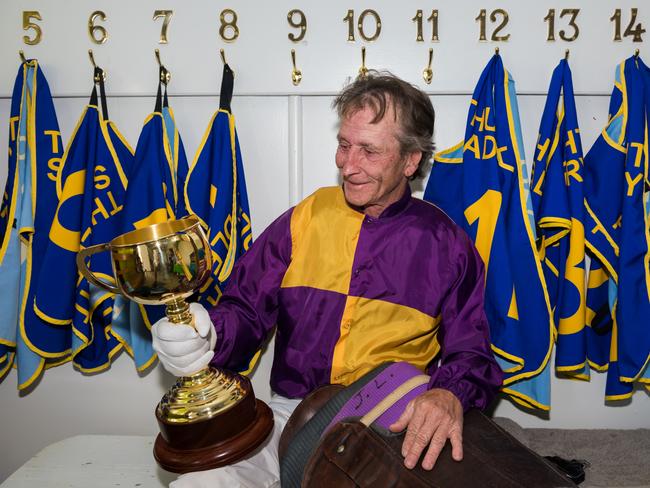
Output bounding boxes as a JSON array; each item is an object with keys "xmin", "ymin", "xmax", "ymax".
[
  {"xmin": 427, "ymin": 227, "xmax": 503, "ymax": 411},
  {"xmin": 208, "ymin": 208, "xmax": 293, "ymax": 371}
]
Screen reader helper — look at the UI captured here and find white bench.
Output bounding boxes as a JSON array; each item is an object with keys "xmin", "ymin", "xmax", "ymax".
[{"xmin": 1, "ymin": 435, "xmax": 176, "ymax": 488}]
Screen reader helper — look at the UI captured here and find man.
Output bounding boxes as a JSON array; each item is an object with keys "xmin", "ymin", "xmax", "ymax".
[{"xmin": 152, "ymin": 72, "xmax": 503, "ymax": 487}]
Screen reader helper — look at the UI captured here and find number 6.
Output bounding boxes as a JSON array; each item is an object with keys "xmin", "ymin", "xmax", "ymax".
[{"xmin": 88, "ymin": 11, "xmax": 108, "ymax": 45}]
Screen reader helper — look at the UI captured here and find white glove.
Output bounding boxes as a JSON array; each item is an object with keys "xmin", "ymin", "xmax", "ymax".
[{"xmin": 152, "ymin": 302, "xmax": 217, "ymax": 377}]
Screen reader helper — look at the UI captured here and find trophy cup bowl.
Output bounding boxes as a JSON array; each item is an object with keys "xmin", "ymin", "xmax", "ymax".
[{"xmin": 76, "ymin": 215, "xmax": 274, "ymax": 473}]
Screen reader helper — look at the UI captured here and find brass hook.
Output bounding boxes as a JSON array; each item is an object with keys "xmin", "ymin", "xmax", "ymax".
[
  {"xmin": 635, "ymin": 49, "xmax": 640, "ymax": 58},
  {"xmin": 88, "ymin": 49, "xmax": 106, "ymax": 83},
  {"xmin": 495, "ymin": 46, "xmax": 500, "ymax": 55},
  {"xmin": 291, "ymin": 49, "xmax": 302, "ymax": 86},
  {"xmin": 423, "ymin": 48, "xmax": 433, "ymax": 84},
  {"xmin": 358, "ymin": 46, "xmax": 369, "ymax": 79},
  {"xmin": 18, "ymin": 50, "xmax": 36, "ymax": 67},
  {"xmin": 155, "ymin": 48, "xmax": 171, "ymax": 85},
  {"xmin": 220, "ymin": 48, "xmax": 235, "ymax": 76},
  {"xmin": 88, "ymin": 49, "xmax": 98, "ymax": 69},
  {"xmin": 565, "ymin": 49, "xmax": 570, "ymax": 60}
]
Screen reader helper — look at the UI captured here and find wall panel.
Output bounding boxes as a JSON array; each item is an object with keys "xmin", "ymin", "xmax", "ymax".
[{"xmin": 2, "ymin": 0, "xmax": 650, "ymax": 482}]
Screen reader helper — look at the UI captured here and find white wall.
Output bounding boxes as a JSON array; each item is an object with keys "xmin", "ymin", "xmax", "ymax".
[{"xmin": 1, "ymin": 0, "xmax": 650, "ymax": 481}]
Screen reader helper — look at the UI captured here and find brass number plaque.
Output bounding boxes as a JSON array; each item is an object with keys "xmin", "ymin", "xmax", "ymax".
[
  {"xmin": 153, "ymin": 10, "xmax": 173, "ymax": 44},
  {"xmin": 88, "ymin": 11, "xmax": 108, "ymax": 45},
  {"xmin": 544, "ymin": 9, "xmax": 580, "ymax": 42},
  {"xmin": 287, "ymin": 9, "xmax": 307, "ymax": 42},
  {"xmin": 413, "ymin": 9, "xmax": 439, "ymax": 42},
  {"xmin": 476, "ymin": 9, "xmax": 510, "ymax": 42},
  {"xmin": 344, "ymin": 9, "xmax": 382, "ymax": 42},
  {"xmin": 22, "ymin": 11, "xmax": 42, "ymax": 45},
  {"xmin": 220, "ymin": 9, "xmax": 240, "ymax": 42},
  {"xmin": 611, "ymin": 8, "xmax": 646, "ymax": 42}
]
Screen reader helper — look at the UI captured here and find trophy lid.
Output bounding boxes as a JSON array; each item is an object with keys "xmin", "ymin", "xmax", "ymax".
[{"xmin": 111, "ymin": 215, "xmax": 202, "ymax": 247}]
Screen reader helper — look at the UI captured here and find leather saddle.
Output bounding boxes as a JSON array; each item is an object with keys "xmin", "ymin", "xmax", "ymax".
[
  {"xmin": 279, "ymin": 384, "xmax": 343, "ymax": 461},
  {"xmin": 279, "ymin": 364, "xmax": 577, "ymax": 488}
]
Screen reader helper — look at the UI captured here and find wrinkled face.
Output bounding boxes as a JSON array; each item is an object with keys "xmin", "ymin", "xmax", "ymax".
[{"xmin": 335, "ymin": 104, "xmax": 420, "ymax": 218}]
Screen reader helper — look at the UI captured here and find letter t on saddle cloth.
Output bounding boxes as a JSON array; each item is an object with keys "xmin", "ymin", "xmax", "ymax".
[{"xmin": 280, "ymin": 363, "xmax": 576, "ymax": 488}]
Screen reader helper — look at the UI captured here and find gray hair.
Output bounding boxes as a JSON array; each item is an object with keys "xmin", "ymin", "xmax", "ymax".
[{"xmin": 332, "ymin": 71, "xmax": 435, "ymax": 179}]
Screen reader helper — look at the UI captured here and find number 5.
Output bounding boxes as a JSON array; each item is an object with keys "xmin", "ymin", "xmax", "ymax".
[{"xmin": 23, "ymin": 11, "xmax": 42, "ymax": 45}]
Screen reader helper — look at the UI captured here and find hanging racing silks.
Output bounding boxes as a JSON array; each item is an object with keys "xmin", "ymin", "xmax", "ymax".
[
  {"xmin": 185, "ymin": 62, "xmax": 252, "ymax": 308},
  {"xmin": 423, "ymin": 54, "xmax": 554, "ymax": 409},
  {"xmin": 530, "ymin": 59, "xmax": 587, "ymax": 377},
  {"xmin": 184, "ymin": 63, "xmax": 256, "ymax": 374},
  {"xmin": 34, "ymin": 68, "xmax": 136, "ymax": 373},
  {"xmin": 0, "ymin": 60, "xmax": 65, "ymax": 389},
  {"xmin": 583, "ymin": 56, "xmax": 650, "ymax": 400},
  {"xmin": 112, "ymin": 67, "xmax": 189, "ymax": 357}
]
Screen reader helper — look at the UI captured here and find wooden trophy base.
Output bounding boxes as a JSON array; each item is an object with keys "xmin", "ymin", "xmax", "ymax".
[
  {"xmin": 154, "ymin": 399, "xmax": 273, "ymax": 473},
  {"xmin": 153, "ymin": 372, "xmax": 275, "ymax": 474}
]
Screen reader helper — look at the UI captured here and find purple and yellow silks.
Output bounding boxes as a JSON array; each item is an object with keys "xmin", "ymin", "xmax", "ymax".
[{"xmin": 209, "ymin": 186, "xmax": 502, "ymax": 407}]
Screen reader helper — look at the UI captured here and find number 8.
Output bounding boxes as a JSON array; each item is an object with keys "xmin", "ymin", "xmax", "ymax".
[{"xmin": 220, "ymin": 9, "xmax": 239, "ymax": 42}]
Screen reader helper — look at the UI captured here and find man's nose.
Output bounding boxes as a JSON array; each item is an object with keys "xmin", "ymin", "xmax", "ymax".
[{"xmin": 339, "ymin": 148, "xmax": 359, "ymax": 175}]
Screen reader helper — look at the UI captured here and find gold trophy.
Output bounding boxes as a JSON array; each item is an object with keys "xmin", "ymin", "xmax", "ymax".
[{"xmin": 77, "ymin": 215, "xmax": 274, "ymax": 473}]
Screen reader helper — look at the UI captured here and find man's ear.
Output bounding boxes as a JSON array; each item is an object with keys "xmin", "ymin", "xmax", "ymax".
[{"xmin": 403, "ymin": 151, "xmax": 421, "ymax": 178}]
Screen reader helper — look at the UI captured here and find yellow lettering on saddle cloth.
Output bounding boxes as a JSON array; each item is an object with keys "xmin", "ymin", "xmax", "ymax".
[
  {"xmin": 8, "ymin": 117, "xmax": 20, "ymax": 159},
  {"xmin": 44, "ymin": 130, "xmax": 62, "ymax": 182},
  {"xmin": 464, "ymin": 134, "xmax": 512, "ymax": 172},
  {"xmin": 563, "ymin": 158, "xmax": 583, "ymax": 186},
  {"xmin": 90, "ymin": 166, "xmax": 123, "ymax": 226},
  {"xmin": 470, "ymin": 107, "xmax": 496, "ymax": 132},
  {"xmin": 200, "ymin": 220, "xmax": 234, "ymax": 306},
  {"xmin": 565, "ymin": 129, "xmax": 579, "ymax": 156},
  {"xmin": 50, "ymin": 170, "xmax": 86, "ymax": 252},
  {"xmin": 466, "ymin": 107, "xmax": 512, "ymax": 170},
  {"xmin": 90, "ymin": 192, "xmax": 122, "ymax": 226},
  {"xmin": 536, "ymin": 136, "xmax": 551, "ymax": 163},
  {"xmin": 9, "ymin": 117, "xmax": 19, "ymax": 144},
  {"xmin": 624, "ymin": 142, "xmax": 645, "ymax": 197},
  {"xmin": 558, "ymin": 218, "xmax": 586, "ymax": 335},
  {"xmin": 625, "ymin": 172, "xmax": 643, "ymax": 196}
]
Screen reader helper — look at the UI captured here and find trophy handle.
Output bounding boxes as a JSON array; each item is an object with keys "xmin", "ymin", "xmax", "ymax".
[{"xmin": 76, "ymin": 243, "xmax": 121, "ymax": 295}]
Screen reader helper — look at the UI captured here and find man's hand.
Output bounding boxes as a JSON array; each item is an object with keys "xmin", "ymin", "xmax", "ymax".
[
  {"xmin": 389, "ymin": 388, "xmax": 463, "ymax": 471},
  {"xmin": 151, "ymin": 302, "xmax": 217, "ymax": 377}
]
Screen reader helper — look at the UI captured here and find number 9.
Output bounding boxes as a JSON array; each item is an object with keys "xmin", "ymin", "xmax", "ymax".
[{"xmin": 287, "ymin": 9, "xmax": 307, "ymax": 42}]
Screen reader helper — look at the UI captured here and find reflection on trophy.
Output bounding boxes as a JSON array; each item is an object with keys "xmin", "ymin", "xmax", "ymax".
[{"xmin": 76, "ymin": 215, "xmax": 274, "ymax": 473}]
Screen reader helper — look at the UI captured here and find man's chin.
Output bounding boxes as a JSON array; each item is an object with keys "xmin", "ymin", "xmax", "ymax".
[{"xmin": 342, "ymin": 187, "xmax": 369, "ymax": 209}]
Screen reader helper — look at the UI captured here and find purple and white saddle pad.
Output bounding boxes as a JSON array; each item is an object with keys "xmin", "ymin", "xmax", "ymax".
[{"xmin": 322, "ymin": 362, "xmax": 429, "ymax": 434}]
